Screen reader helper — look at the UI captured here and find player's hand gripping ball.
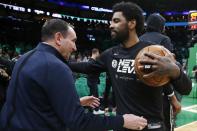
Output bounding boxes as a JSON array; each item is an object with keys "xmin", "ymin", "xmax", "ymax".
[{"xmin": 134, "ymin": 45, "xmax": 175, "ymax": 87}]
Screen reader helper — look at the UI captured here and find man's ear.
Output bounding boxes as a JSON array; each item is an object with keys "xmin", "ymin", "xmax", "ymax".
[
  {"xmin": 128, "ymin": 20, "xmax": 136, "ymax": 30},
  {"xmin": 54, "ymin": 32, "xmax": 62, "ymax": 46}
]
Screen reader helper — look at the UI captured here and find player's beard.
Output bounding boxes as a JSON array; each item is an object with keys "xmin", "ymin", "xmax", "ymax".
[{"xmin": 111, "ymin": 26, "xmax": 129, "ymax": 44}]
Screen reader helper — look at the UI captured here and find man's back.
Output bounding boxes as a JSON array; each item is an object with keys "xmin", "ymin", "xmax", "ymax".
[
  {"xmin": 140, "ymin": 32, "xmax": 173, "ymax": 52},
  {"xmin": 0, "ymin": 43, "xmax": 74, "ymax": 130}
]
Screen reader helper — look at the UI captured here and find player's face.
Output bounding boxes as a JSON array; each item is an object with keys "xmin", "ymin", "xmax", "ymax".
[{"xmin": 110, "ymin": 12, "xmax": 129, "ymax": 43}]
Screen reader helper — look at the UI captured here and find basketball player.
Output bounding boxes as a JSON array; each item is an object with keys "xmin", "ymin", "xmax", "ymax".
[{"xmin": 69, "ymin": 2, "xmax": 192, "ymax": 131}]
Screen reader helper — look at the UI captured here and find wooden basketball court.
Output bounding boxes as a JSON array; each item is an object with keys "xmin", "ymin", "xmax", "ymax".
[{"xmin": 175, "ymin": 121, "xmax": 197, "ymax": 131}]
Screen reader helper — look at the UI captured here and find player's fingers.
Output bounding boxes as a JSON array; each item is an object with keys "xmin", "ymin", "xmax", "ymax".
[{"xmin": 143, "ymin": 52, "xmax": 160, "ymax": 59}]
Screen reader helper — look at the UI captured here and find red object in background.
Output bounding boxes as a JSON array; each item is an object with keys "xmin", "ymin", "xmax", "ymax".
[{"xmin": 188, "ymin": 11, "xmax": 197, "ymax": 30}]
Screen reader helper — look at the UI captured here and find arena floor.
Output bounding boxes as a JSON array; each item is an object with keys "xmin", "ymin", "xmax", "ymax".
[
  {"xmin": 176, "ymin": 96, "xmax": 197, "ymax": 127},
  {"xmin": 175, "ymin": 81, "xmax": 197, "ymax": 130},
  {"xmin": 175, "ymin": 121, "xmax": 197, "ymax": 131}
]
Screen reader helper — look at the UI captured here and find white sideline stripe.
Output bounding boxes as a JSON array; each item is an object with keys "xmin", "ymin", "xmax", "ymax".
[
  {"xmin": 182, "ymin": 105, "xmax": 197, "ymax": 110},
  {"xmin": 182, "ymin": 105, "xmax": 197, "ymax": 113},
  {"xmin": 186, "ymin": 109, "xmax": 197, "ymax": 113}
]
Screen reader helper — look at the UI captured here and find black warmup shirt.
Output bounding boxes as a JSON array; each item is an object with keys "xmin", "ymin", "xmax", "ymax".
[{"xmin": 99, "ymin": 42, "xmax": 163, "ymax": 121}]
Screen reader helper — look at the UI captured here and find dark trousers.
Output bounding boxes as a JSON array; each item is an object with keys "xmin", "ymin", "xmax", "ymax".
[
  {"xmin": 87, "ymin": 81, "xmax": 99, "ymax": 111},
  {"xmin": 87, "ymin": 81, "xmax": 98, "ymax": 98},
  {"xmin": 163, "ymin": 96, "xmax": 174, "ymax": 131},
  {"xmin": 103, "ymin": 78, "xmax": 116, "ymax": 108}
]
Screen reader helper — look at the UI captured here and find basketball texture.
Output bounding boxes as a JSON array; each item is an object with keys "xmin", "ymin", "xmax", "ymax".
[{"xmin": 134, "ymin": 45, "xmax": 174, "ymax": 87}]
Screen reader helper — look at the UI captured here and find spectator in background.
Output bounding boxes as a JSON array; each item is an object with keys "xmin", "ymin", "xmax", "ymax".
[
  {"xmin": 11, "ymin": 50, "xmax": 21, "ymax": 62},
  {"xmin": 87, "ymin": 48, "xmax": 100, "ymax": 98},
  {"xmin": 1, "ymin": 46, "xmax": 10, "ymax": 60},
  {"xmin": 0, "ymin": 56, "xmax": 15, "ymax": 111},
  {"xmin": 0, "ymin": 68, "xmax": 10, "ymax": 110},
  {"xmin": 86, "ymin": 48, "xmax": 104, "ymax": 114},
  {"xmin": 69, "ymin": 54, "xmax": 79, "ymax": 81},
  {"xmin": 0, "ymin": 48, "xmax": 2, "ymax": 57},
  {"xmin": 140, "ymin": 13, "xmax": 173, "ymax": 51},
  {"xmin": 192, "ymin": 65, "xmax": 197, "ymax": 82},
  {"xmin": 103, "ymin": 72, "xmax": 116, "ymax": 112},
  {"xmin": 76, "ymin": 53, "xmax": 82, "ymax": 62}
]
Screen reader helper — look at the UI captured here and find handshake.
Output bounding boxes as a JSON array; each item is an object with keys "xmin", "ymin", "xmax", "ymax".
[{"xmin": 123, "ymin": 114, "xmax": 147, "ymax": 130}]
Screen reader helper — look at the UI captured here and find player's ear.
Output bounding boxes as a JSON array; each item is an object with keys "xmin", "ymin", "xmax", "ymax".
[{"xmin": 128, "ymin": 20, "xmax": 136, "ymax": 30}]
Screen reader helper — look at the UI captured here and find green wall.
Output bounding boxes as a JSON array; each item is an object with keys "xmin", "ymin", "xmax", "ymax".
[{"xmin": 187, "ymin": 44, "xmax": 197, "ymax": 77}]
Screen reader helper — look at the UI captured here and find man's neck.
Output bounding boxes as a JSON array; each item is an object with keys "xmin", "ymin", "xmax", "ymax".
[
  {"xmin": 42, "ymin": 41, "xmax": 57, "ymax": 49},
  {"xmin": 122, "ymin": 33, "xmax": 139, "ymax": 48}
]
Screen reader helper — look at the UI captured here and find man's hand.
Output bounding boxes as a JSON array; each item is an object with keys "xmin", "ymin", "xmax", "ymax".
[
  {"xmin": 123, "ymin": 114, "xmax": 147, "ymax": 130},
  {"xmin": 80, "ymin": 96, "xmax": 100, "ymax": 108},
  {"xmin": 138, "ymin": 52, "xmax": 180, "ymax": 80},
  {"xmin": 0, "ymin": 68, "xmax": 9, "ymax": 79},
  {"xmin": 170, "ymin": 95, "xmax": 181, "ymax": 115},
  {"xmin": 192, "ymin": 69, "xmax": 197, "ymax": 74}
]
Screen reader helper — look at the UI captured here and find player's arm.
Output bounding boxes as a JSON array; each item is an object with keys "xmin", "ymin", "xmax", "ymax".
[
  {"xmin": 68, "ymin": 60, "xmax": 104, "ymax": 74},
  {"xmin": 171, "ymin": 62, "xmax": 192, "ymax": 95},
  {"xmin": 68, "ymin": 51, "xmax": 108, "ymax": 74},
  {"xmin": 170, "ymin": 94, "xmax": 181, "ymax": 115}
]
